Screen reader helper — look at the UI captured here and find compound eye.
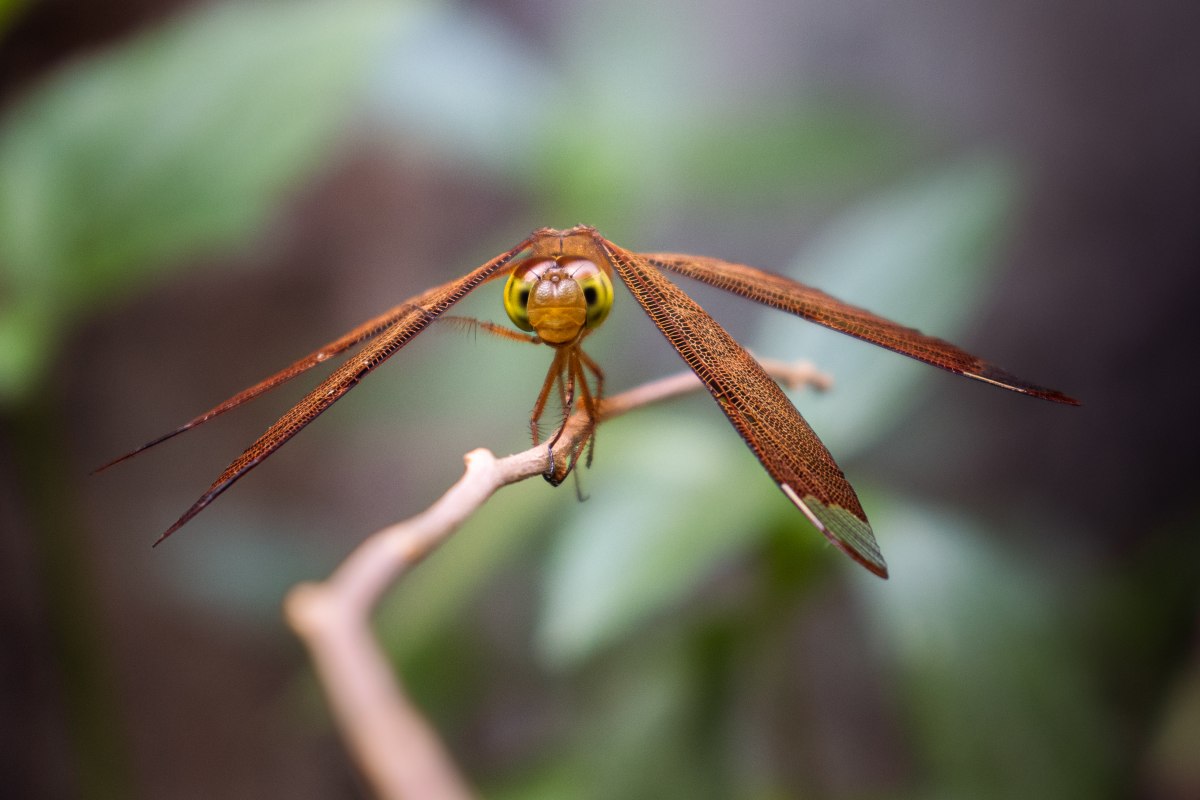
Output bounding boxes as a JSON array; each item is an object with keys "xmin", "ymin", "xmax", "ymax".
[
  {"xmin": 503, "ymin": 257, "xmax": 554, "ymax": 331},
  {"xmin": 561, "ymin": 257, "xmax": 614, "ymax": 329}
]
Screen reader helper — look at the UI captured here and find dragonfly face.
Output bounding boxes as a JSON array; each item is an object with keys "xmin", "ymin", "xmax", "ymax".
[
  {"xmin": 99, "ymin": 224, "xmax": 1078, "ymax": 577},
  {"xmin": 503, "ymin": 256, "xmax": 614, "ymax": 345}
]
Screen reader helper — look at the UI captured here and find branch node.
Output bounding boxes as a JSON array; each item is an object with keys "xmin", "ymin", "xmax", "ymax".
[
  {"xmin": 462, "ymin": 447, "xmax": 496, "ymax": 469},
  {"xmin": 283, "ymin": 582, "xmax": 333, "ymax": 638}
]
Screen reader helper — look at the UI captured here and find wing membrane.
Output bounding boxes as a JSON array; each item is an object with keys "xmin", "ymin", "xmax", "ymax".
[
  {"xmin": 601, "ymin": 240, "xmax": 887, "ymax": 578},
  {"xmin": 151, "ymin": 236, "xmax": 534, "ymax": 542},
  {"xmin": 643, "ymin": 252, "xmax": 1079, "ymax": 405},
  {"xmin": 95, "ymin": 302, "xmax": 429, "ymax": 473}
]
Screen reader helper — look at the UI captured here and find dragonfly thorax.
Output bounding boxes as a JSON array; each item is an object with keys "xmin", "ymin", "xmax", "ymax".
[{"xmin": 503, "ymin": 255, "xmax": 614, "ymax": 345}]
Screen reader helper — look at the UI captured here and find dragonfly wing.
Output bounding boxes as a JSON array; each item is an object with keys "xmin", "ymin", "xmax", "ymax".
[
  {"xmin": 601, "ymin": 240, "xmax": 887, "ymax": 578},
  {"xmin": 643, "ymin": 252, "xmax": 1079, "ymax": 405},
  {"xmin": 153, "ymin": 236, "xmax": 535, "ymax": 542},
  {"xmin": 96, "ymin": 301, "xmax": 430, "ymax": 472}
]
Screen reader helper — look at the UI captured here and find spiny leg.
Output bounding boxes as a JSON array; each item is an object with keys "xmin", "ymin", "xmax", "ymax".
[
  {"xmin": 438, "ymin": 316, "xmax": 541, "ymax": 345},
  {"xmin": 530, "ymin": 348, "xmax": 567, "ymax": 447},
  {"xmin": 575, "ymin": 346, "xmax": 605, "ymax": 469},
  {"xmin": 545, "ymin": 350, "xmax": 596, "ymax": 492},
  {"xmin": 542, "ymin": 349, "xmax": 580, "ymax": 486},
  {"xmin": 563, "ymin": 350, "xmax": 596, "ymax": 473},
  {"xmin": 550, "ymin": 351, "xmax": 578, "ymax": 450},
  {"xmin": 556, "ymin": 350, "xmax": 588, "ymax": 475},
  {"xmin": 564, "ymin": 352, "xmax": 593, "ymax": 500}
]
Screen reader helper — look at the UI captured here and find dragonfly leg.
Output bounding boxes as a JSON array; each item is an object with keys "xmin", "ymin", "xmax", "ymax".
[
  {"xmin": 563, "ymin": 351, "xmax": 597, "ymax": 474},
  {"xmin": 438, "ymin": 316, "xmax": 541, "ymax": 345},
  {"xmin": 544, "ymin": 345, "xmax": 603, "ymax": 486},
  {"xmin": 541, "ymin": 349, "xmax": 576, "ymax": 452},
  {"xmin": 530, "ymin": 348, "xmax": 567, "ymax": 446},
  {"xmin": 530, "ymin": 349, "xmax": 577, "ymax": 484},
  {"xmin": 543, "ymin": 355, "xmax": 578, "ymax": 485},
  {"xmin": 551, "ymin": 356, "xmax": 576, "ymax": 447},
  {"xmin": 576, "ymin": 347, "xmax": 604, "ymax": 469}
]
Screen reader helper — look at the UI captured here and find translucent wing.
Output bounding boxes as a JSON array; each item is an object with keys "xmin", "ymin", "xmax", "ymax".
[
  {"xmin": 643, "ymin": 252, "xmax": 1079, "ymax": 405},
  {"xmin": 600, "ymin": 240, "xmax": 888, "ymax": 578},
  {"xmin": 146, "ymin": 236, "xmax": 534, "ymax": 543},
  {"xmin": 95, "ymin": 302, "xmax": 427, "ymax": 473}
]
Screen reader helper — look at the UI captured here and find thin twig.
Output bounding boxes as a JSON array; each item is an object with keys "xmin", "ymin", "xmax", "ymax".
[{"xmin": 283, "ymin": 358, "xmax": 829, "ymax": 800}]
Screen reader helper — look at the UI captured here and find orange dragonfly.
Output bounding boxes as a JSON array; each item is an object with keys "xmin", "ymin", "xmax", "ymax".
[{"xmin": 100, "ymin": 225, "xmax": 1078, "ymax": 578}]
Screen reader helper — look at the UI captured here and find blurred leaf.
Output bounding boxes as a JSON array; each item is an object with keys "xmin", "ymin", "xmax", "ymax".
[
  {"xmin": 536, "ymin": 410, "xmax": 781, "ymax": 668},
  {"xmin": 575, "ymin": 632, "xmax": 719, "ymax": 800},
  {"xmin": 374, "ymin": 478, "xmax": 563, "ymax": 664},
  {"xmin": 0, "ymin": 0, "xmax": 29, "ymax": 35},
  {"xmin": 486, "ymin": 763, "xmax": 585, "ymax": 800},
  {"xmin": 365, "ymin": 5, "xmax": 555, "ymax": 174},
  {"xmin": 855, "ymin": 492, "xmax": 1116, "ymax": 798},
  {"xmin": 0, "ymin": 0, "xmax": 408, "ymax": 401},
  {"xmin": 0, "ymin": 291, "xmax": 53, "ymax": 400},
  {"xmin": 675, "ymin": 104, "xmax": 918, "ymax": 202},
  {"xmin": 533, "ymin": 103, "xmax": 918, "ymax": 240},
  {"xmin": 526, "ymin": 0, "xmax": 925, "ymax": 233},
  {"xmin": 754, "ymin": 154, "xmax": 1017, "ymax": 457},
  {"xmin": 359, "ymin": 1, "xmax": 925, "ymax": 237},
  {"xmin": 1146, "ymin": 653, "xmax": 1200, "ymax": 799}
]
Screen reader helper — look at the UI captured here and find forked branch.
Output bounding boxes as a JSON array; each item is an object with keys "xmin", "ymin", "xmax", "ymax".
[{"xmin": 283, "ymin": 358, "xmax": 830, "ymax": 800}]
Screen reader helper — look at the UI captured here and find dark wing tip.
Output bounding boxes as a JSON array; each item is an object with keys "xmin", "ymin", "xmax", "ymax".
[
  {"xmin": 968, "ymin": 365, "xmax": 1081, "ymax": 406},
  {"xmin": 150, "ymin": 462, "xmax": 251, "ymax": 546},
  {"xmin": 92, "ymin": 427, "xmax": 194, "ymax": 475},
  {"xmin": 151, "ymin": 497, "xmax": 209, "ymax": 547}
]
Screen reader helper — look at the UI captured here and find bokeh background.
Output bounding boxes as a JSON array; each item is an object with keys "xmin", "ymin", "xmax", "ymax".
[{"xmin": 2, "ymin": 0, "xmax": 1197, "ymax": 797}]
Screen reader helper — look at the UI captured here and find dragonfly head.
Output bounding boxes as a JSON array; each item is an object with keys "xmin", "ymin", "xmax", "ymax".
[{"xmin": 504, "ymin": 256, "xmax": 614, "ymax": 345}]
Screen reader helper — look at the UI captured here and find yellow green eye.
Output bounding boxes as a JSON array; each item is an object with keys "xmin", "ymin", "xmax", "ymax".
[
  {"xmin": 561, "ymin": 257, "xmax": 614, "ymax": 329},
  {"xmin": 503, "ymin": 257, "xmax": 552, "ymax": 331}
]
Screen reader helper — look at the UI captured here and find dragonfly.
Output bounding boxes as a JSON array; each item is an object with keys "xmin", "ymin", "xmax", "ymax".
[{"xmin": 99, "ymin": 225, "xmax": 1078, "ymax": 578}]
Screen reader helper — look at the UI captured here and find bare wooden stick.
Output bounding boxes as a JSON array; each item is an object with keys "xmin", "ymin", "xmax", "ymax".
[{"xmin": 283, "ymin": 358, "xmax": 829, "ymax": 799}]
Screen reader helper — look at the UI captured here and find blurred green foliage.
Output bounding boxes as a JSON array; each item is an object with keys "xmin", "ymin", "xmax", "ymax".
[
  {"xmin": 0, "ymin": 0, "xmax": 404, "ymax": 401},
  {"xmin": 857, "ymin": 496, "xmax": 1117, "ymax": 798},
  {"xmin": 537, "ymin": 415, "xmax": 781, "ymax": 668},
  {"xmin": 0, "ymin": 0, "xmax": 27, "ymax": 34}
]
